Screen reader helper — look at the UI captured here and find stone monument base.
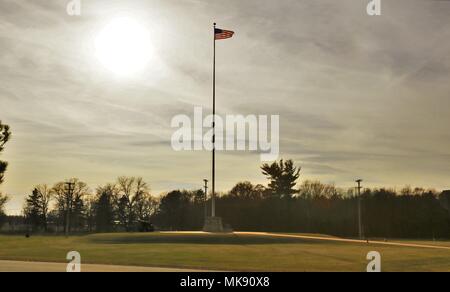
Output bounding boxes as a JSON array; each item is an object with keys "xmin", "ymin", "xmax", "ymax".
[{"xmin": 203, "ymin": 216, "xmax": 224, "ymax": 233}]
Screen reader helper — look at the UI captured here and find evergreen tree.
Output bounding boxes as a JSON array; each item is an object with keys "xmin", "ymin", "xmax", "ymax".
[
  {"xmin": 0, "ymin": 121, "xmax": 11, "ymax": 186},
  {"xmin": 23, "ymin": 186, "xmax": 53, "ymax": 231},
  {"xmin": 261, "ymin": 159, "xmax": 301, "ymax": 197},
  {"xmin": 95, "ymin": 184, "xmax": 117, "ymax": 232},
  {"xmin": 24, "ymin": 189, "xmax": 44, "ymax": 231},
  {"xmin": 0, "ymin": 121, "xmax": 11, "ymax": 224}
]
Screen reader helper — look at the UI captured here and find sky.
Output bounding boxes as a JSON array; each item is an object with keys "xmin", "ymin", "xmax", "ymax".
[{"xmin": 1, "ymin": 0, "xmax": 450, "ymax": 214}]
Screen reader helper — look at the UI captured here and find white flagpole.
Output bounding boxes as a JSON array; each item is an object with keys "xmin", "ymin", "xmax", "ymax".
[{"xmin": 212, "ymin": 22, "xmax": 216, "ymax": 218}]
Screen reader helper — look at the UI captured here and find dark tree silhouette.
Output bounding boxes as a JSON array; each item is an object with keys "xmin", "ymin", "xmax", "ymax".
[
  {"xmin": 116, "ymin": 176, "xmax": 152, "ymax": 231},
  {"xmin": 52, "ymin": 178, "xmax": 90, "ymax": 233},
  {"xmin": 229, "ymin": 181, "xmax": 265, "ymax": 199},
  {"xmin": 94, "ymin": 184, "xmax": 117, "ymax": 232},
  {"xmin": 0, "ymin": 121, "xmax": 11, "ymax": 185},
  {"xmin": 0, "ymin": 193, "xmax": 8, "ymax": 221},
  {"xmin": 261, "ymin": 159, "xmax": 300, "ymax": 197},
  {"xmin": 155, "ymin": 190, "xmax": 190, "ymax": 230},
  {"xmin": 440, "ymin": 190, "xmax": 450, "ymax": 217},
  {"xmin": 24, "ymin": 189, "xmax": 44, "ymax": 231},
  {"xmin": 0, "ymin": 121, "xmax": 11, "ymax": 224},
  {"xmin": 154, "ymin": 190, "xmax": 204, "ymax": 231},
  {"xmin": 6, "ymin": 158, "xmax": 450, "ymax": 239},
  {"xmin": 23, "ymin": 185, "xmax": 52, "ymax": 231}
]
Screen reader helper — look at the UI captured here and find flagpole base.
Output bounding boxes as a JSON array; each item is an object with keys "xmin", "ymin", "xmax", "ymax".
[{"xmin": 203, "ymin": 216, "xmax": 224, "ymax": 233}]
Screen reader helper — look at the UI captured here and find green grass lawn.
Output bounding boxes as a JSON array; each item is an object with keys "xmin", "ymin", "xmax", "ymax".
[{"xmin": 0, "ymin": 232, "xmax": 449, "ymax": 271}]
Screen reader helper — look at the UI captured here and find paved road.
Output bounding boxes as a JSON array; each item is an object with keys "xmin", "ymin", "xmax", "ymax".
[
  {"xmin": 235, "ymin": 232, "xmax": 450, "ymax": 250},
  {"xmin": 0, "ymin": 260, "xmax": 211, "ymax": 272}
]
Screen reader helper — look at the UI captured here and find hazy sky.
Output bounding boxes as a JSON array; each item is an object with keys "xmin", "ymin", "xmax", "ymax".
[{"xmin": 1, "ymin": 0, "xmax": 450, "ymax": 214}]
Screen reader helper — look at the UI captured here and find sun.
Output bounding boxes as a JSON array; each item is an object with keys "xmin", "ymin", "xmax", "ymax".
[{"xmin": 95, "ymin": 17, "xmax": 153, "ymax": 76}]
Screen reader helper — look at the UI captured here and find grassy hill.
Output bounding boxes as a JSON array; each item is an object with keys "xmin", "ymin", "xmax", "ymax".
[{"xmin": 0, "ymin": 232, "xmax": 449, "ymax": 271}]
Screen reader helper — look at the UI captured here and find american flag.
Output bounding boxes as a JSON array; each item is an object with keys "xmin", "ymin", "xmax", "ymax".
[{"xmin": 215, "ymin": 28, "xmax": 234, "ymax": 40}]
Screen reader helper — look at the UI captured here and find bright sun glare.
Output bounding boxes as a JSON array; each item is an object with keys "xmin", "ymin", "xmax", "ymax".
[{"xmin": 95, "ymin": 17, "xmax": 152, "ymax": 76}]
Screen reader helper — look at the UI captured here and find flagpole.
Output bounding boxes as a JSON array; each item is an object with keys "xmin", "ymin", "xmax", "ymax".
[{"xmin": 212, "ymin": 22, "xmax": 216, "ymax": 218}]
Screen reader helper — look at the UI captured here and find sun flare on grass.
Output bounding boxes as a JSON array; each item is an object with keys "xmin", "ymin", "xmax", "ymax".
[{"xmin": 95, "ymin": 17, "xmax": 153, "ymax": 76}]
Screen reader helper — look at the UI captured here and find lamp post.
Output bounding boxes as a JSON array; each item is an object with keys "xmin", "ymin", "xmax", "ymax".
[
  {"xmin": 203, "ymin": 179, "xmax": 208, "ymax": 221},
  {"xmin": 64, "ymin": 181, "xmax": 75, "ymax": 237},
  {"xmin": 356, "ymin": 179, "xmax": 363, "ymax": 240}
]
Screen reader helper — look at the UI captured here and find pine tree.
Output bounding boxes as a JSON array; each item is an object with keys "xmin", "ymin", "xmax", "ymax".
[
  {"xmin": 261, "ymin": 159, "xmax": 301, "ymax": 197},
  {"xmin": 0, "ymin": 121, "xmax": 11, "ymax": 186},
  {"xmin": 0, "ymin": 121, "xmax": 11, "ymax": 223},
  {"xmin": 95, "ymin": 185, "xmax": 117, "ymax": 232},
  {"xmin": 24, "ymin": 189, "xmax": 45, "ymax": 231}
]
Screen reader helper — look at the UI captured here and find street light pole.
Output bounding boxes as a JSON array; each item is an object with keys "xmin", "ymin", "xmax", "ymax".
[
  {"xmin": 64, "ymin": 181, "xmax": 75, "ymax": 237},
  {"xmin": 356, "ymin": 179, "xmax": 363, "ymax": 240},
  {"xmin": 203, "ymin": 179, "xmax": 208, "ymax": 221}
]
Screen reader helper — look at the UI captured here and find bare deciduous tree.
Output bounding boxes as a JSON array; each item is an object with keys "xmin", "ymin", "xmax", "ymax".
[
  {"xmin": 116, "ymin": 176, "xmax": 153, "ymax": 230},
  {"xmin": 52, "ymin": 178, "xmax": 90, "ymax": 232}
]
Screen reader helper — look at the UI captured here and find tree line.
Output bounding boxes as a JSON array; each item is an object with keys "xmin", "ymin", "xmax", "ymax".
[
  {"xmin": 0, "ymin": 121, "xmax": 449, "ymax": 239},
  {"xmin": 2, "ymin": 159, "xmax": 447, "ymax": 239},
  {"xmin": 21, "ymin": 177, "xmax": 158, "ymax": 233}
]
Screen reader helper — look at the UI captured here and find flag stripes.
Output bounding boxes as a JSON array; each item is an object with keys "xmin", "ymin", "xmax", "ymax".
[{"xmin": 215, "ymin": 28, "xmax": 234, "ymax": 40}]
